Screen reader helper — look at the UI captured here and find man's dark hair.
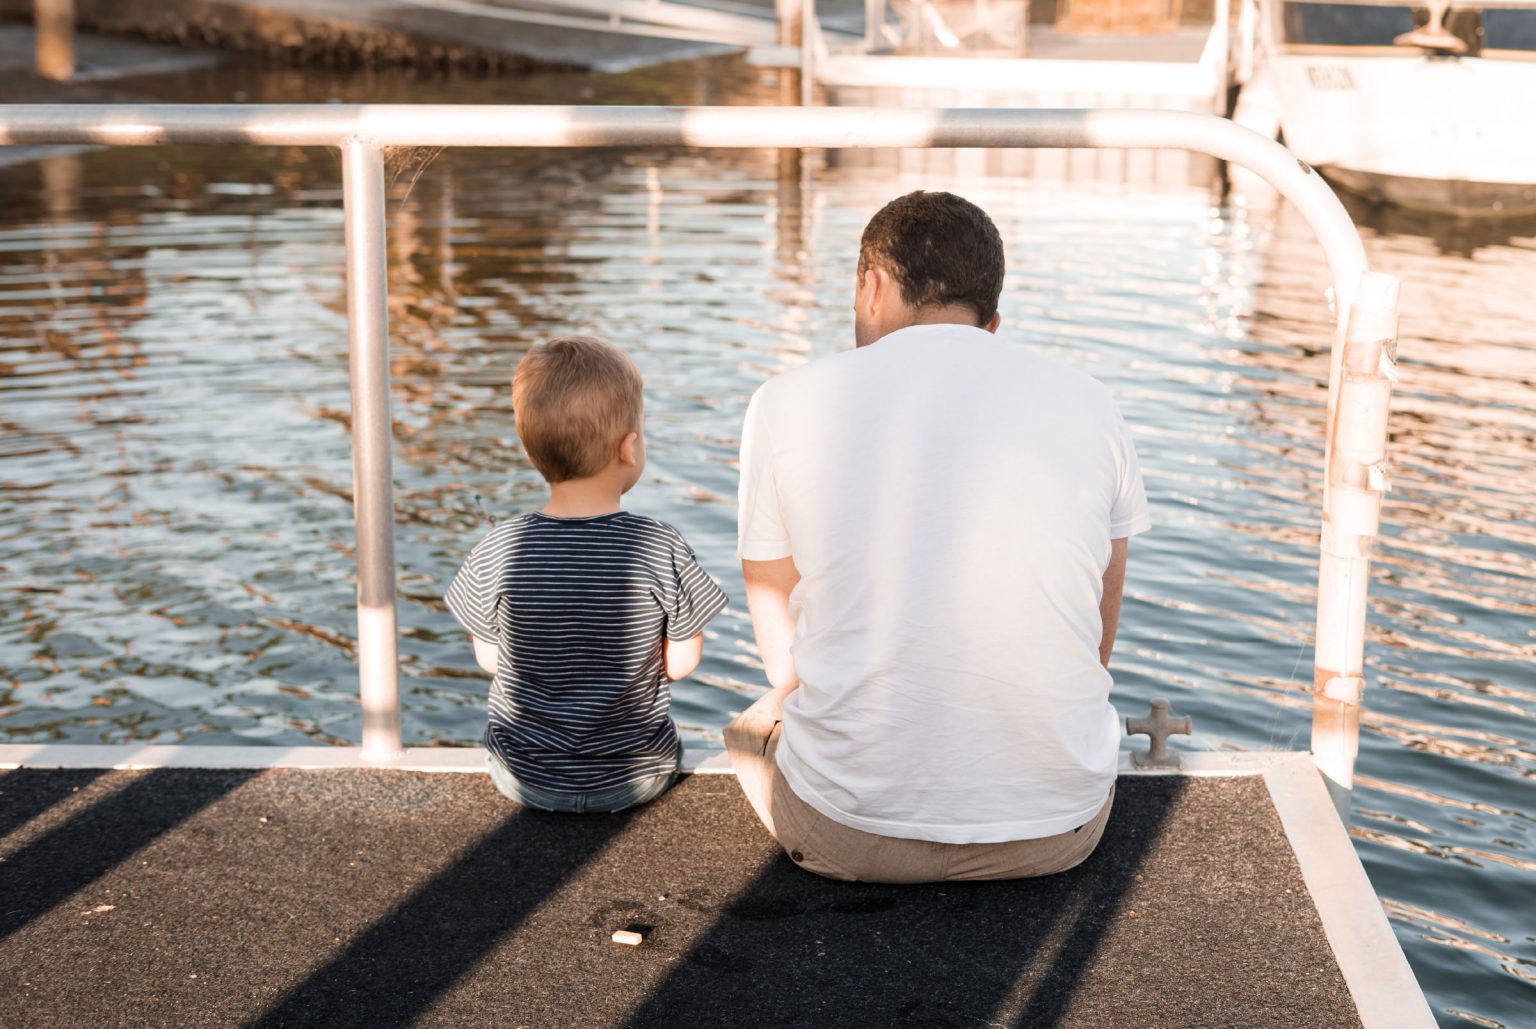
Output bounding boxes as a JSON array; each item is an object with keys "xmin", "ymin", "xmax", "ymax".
[{"xmin": 858, "ymin": 191, "xmax": 1005, "ymax": 326}]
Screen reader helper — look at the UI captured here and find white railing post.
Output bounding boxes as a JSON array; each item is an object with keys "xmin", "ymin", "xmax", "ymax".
[
  {"xmin": 341, "ymin": 138, "xmax": 404, "ymax": 763},
  {"xmin": 1311, "ymin": 272, "xmax": 1400, "ymax": 817}
]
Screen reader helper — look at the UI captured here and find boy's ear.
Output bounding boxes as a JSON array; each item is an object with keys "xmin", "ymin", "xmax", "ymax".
[{"xmin": 617, "ymin": 431, "xmax": 640, "ymax": 467}]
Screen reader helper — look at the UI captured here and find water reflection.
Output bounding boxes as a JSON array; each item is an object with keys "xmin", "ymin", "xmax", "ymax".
[
  {"xmin": 0, "ymin": 56, "xmax": 1532, "ymax": 1026},
  {"xmin": 1242, "ymin": 196, "xmax": 1536, "ymax": 1028}
]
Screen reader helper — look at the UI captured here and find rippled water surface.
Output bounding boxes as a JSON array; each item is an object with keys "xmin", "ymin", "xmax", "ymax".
[{"xmin": 1, "ymin": 58, "xmax": 1532, "ymax": 1027}]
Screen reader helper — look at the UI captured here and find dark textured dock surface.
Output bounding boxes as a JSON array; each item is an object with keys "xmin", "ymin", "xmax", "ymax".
[{"xmin": 0, "ymin": 768, "xmax": 1361, "ymax": 1027}]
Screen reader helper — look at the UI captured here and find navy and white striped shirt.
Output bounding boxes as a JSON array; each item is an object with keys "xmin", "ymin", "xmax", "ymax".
[{"xmin": 445, "ymin": 511, "xmax": 728, "ymax": 793}]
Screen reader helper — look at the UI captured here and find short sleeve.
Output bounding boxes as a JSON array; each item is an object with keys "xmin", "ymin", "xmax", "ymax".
[
  {"xmin": 660, "ymin": 533, "xmax": 729, "ymax": 641},
  {"xmin": 444, "ymin": 531, "xmax": 503, "ymax": 643},
  {"xmin": 1109, "ymin": 404, "xmax": 1152, "ymax": 538},
  {"xmin": 737, "ymin": 385, "xmax": 792, "ymax": 561}
]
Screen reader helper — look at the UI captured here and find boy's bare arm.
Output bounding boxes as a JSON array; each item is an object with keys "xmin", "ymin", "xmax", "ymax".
[
  {"xmin": 664, "ymin": 633, "xmax": 704, "ymax": 682},
  {"xmin": 1099, "ymin": 538, "xmax": 1129, "ymax": 669},
  {"xmin": 742, "ymin": 556, "xmax": 801, "ymax": 691},
  {"xmin": 472, "ymin": 636, "xmax": 499, "ymax": 676}
]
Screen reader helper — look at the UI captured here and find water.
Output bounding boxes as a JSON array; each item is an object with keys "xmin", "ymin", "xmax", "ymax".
[{"xmin": 1, "ymin": 55, "xmax": 1533, "ymax": 1027}]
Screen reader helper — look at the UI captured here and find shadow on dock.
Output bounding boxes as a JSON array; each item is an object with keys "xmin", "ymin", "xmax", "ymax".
[
  {"xmin": 0, "ymin": 767, "xmax": 252, "ymax": 942},
  {"xmin": 0, "ymin": 769, "xmax": 1362, "ymax": 1027}
]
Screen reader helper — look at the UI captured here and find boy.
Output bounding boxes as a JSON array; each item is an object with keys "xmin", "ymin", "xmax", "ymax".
[{"xmin": 446, "ymin": 335, "xmax": 728, "ymax": 814}]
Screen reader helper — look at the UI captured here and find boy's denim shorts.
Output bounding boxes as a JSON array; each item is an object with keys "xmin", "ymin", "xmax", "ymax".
[{"xmin": 485, "ymin": 749, "xmax": 681, "ymax": 814}]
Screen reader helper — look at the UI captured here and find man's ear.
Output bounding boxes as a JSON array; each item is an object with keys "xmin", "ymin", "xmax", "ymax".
[
  {"xmin": 617, "ymin": 431, "xmax": 640, "ymax": 467},
  {"xmin": 984, "ymin": 311, "xmax": 1001, "ymax": 334},
  {"xmin": 860, "ymin": 266, "xmax": 895, "ymax": 317}
]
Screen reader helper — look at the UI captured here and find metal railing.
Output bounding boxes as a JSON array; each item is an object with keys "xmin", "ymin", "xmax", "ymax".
[{"xmin": 0, "ymin": 105, "xmax": 1398, "ymax": 808}]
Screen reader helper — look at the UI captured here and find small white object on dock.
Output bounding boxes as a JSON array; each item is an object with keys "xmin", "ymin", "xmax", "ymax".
[{"xmin": 611, "ymin": 929, "xmax": 644, "ymax": 946}]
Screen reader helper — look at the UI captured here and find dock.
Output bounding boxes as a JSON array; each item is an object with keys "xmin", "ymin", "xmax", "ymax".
[
  {"xmin": 1, "ymin": 753, "xmax": 1411, "ymax": 1026},
  {"xmin": 0, "ymin": 0, "xmax": 829, "ymax": 74}
]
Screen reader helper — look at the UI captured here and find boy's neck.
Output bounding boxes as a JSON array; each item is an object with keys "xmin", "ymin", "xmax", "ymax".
[{"xmin": 541, "ymin": 476, "xmax": 624, "ymax": 519}]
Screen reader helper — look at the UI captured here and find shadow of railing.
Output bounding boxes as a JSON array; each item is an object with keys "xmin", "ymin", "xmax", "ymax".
[
  {"xmin": 1, "ymin": 767, "xmax": 1198, "ymax": 1025},
  {"xmin": 1010, "ymin": 776, "xmax": 1182, "ymax": 1027},
  {"xmin": 0, "ymin": 766, "xmax": 108, "ymax": 840},
  {"xmin": 0, "ymin": 767, "xmax": 257, "ymax": 941},
  {"xmin": 248, "ymin": 804, "xmax": 642, "ymax": 1028},
  {"xmin": 623, "ymin": 776, "xmax": 1184, "ymax": 1027}
]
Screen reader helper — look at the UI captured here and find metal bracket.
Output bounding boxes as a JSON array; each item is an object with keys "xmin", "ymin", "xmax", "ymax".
[
  {"xmin": 1127, "ymin": 698, "xmax": 1193, "ymax": 769},
  {"xmin": 1321, "ymin": 676, "xmax": 1364, "ymax": 706}
]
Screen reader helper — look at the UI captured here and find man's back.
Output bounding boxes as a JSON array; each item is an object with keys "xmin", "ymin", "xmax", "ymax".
[{"xmin": 738, "ymin": 323, "xmax": 1151, "ymax": 844}]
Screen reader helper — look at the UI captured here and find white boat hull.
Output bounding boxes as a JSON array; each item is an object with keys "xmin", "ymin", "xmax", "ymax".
[{"xmin": 1268, "ymin": 51, "xmax": 1536, "ymax": 215}]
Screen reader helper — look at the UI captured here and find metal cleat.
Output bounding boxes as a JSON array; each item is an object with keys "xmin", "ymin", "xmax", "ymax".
[{"xmin": 1126, "ymin": 698, "xmax": 1192, "ymax": 769}]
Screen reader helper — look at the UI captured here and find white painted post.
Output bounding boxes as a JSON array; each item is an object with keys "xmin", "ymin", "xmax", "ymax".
[
  {"xmin": 35, "ymin": 0, "xmax": 75, "ymax": 82},
  {"xmin": 341, "ymin": 138, "xmax": 404, "ymax": 763},
  {"xmin": 1311, "ymin": 272, "xmax": 1400, "ymax": 817}
]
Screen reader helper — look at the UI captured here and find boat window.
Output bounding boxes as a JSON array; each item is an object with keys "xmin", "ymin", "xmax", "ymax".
[
  {"xmin": 1281, "ymin": 2, "xmax": 1416, "ymax": 45},
  {"xmin": 1484, "ymin": 8, "xmax": 1536, "ymax": 50}
]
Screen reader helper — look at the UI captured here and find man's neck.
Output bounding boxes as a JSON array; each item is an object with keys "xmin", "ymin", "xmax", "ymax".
[
  {"xmin": 542, "ymin": 477, "xmax": 623, "ymax": 518},
  {"xmin": 865, "ymin": 305, "xmax": 985, "ymax": 346},
  {"xmin": 904, "ymin": 304, "xmax": 984, "ymax": 329}
]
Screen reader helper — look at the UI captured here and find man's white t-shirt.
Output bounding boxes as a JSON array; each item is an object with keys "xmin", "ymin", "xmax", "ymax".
[{"xmin": 737, "ymin": 323, "xmax": 1151, "ymax": 845}]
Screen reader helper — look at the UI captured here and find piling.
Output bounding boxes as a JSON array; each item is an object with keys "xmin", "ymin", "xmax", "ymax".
[
  {"xmin": 777, "ymin": 0, "xmax": 803, "ymax": 104},
  {"xmin": 34, "ymin": 0, "xmax": 75, "ymax": 80}
]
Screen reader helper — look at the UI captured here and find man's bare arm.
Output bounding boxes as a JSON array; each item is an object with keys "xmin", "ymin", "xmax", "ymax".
[
  {"xmin": 1099, "ymin": 537, "xmax": 1129, "ymax": 669},
  {"xmin": 742, "ymin": 556, "xmax": 802, "ymax": 691}
]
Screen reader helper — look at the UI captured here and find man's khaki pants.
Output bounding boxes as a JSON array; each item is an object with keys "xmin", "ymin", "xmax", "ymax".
[{"xmin": 723, "ymin": 687, "xmax": 1113, "ymax": 884}]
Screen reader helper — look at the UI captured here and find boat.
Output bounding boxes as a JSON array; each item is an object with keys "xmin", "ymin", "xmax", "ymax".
[
  {"xmin": 751, "ymin": 0, "xmax": 1239, "ymax": 187},
  {"xmin": 1259, "ymin": 0, "xmax": 1536, "ymax": 215}
]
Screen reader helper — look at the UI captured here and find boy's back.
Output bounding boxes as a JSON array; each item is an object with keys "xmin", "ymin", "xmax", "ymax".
[{"xmin": 447, "ymin": 511, "xmax": 726, "ymax": 794}]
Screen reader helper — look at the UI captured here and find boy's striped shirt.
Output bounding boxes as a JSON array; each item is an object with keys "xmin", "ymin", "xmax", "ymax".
[{"xmin": 445, "ymin": 511, "xmax": 728, "ymax": 793}]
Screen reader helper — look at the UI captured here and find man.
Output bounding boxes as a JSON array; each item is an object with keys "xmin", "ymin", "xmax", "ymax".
[{"xmin": 727, "ymin": 190, "xmax": 1151, "ymax": 884}]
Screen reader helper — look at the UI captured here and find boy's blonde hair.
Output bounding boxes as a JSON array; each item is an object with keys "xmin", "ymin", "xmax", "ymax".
[{"xmin": 512, "ymin": 335, "xmax": 644, "ymax": 484}]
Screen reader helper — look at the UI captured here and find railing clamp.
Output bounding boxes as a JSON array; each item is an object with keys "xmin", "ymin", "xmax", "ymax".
[{"xmin": 1320, "ymin": 676, "xmax": 1364, "ymax": 706}]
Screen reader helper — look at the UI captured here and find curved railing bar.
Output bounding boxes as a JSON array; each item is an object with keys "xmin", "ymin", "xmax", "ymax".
[
  {"xmin": 0, "ymin": 106, "xmax": 1396, "ymax": 810},
  {"xmin": 0, "ymin": 105, "xmax": 1367, "ymax": 310}
]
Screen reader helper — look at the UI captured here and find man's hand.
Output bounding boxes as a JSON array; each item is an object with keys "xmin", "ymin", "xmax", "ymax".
[
  {"xmin": 1099, "ymin": 538, "xmax": 1129, "ymax": 668},
  {"xmin": 742, "ymin": 556, "xmax": 802, "ymax": 691}
]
